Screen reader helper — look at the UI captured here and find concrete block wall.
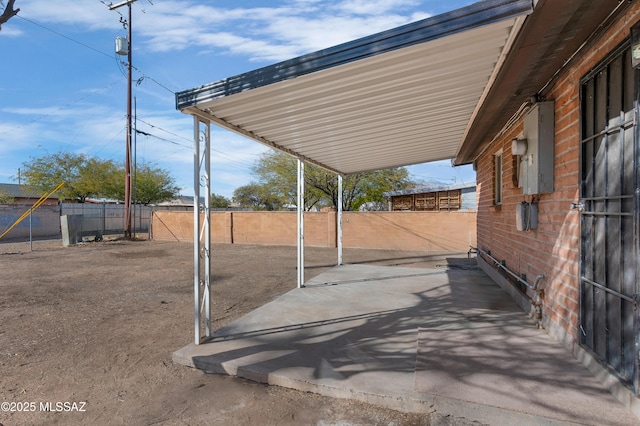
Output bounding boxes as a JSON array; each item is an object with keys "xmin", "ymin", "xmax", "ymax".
[
  {"xmin": 228, "ymin": 212, "xmax": 337, "ymax": 247},
  {"xmin": 343, "ymin": 211, "xmax": 476, "ymax": 252},
  {"xmin": 150, "ymin": 211, "xmax": 232, "ymax": 243},
  {"xmin": 151, "ymin": 210, "xmax": 476, "ymax": 253},
  {"xmin": 475, "ymin": 2, "xmax": 640, "ymax": 343}
]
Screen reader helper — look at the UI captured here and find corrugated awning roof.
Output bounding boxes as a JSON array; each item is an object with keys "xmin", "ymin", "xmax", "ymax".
[{"xmin": 176, "ymin": 0, "xmax": 534, "ymax": 175}]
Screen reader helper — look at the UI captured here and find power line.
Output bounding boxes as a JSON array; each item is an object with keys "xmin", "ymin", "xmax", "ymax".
[
  {"xmin": 102, "ymin": 0, "xmax": 176, "ymax": 94},
  {"xmin": 17, "ymin": 12, "xmax": 176, "ymax": 94},
  {"xmin": 135, "ymin": 128, "xmax": 190, "ymax": 149},
  {"xmin": 135, "ymin": 129, "xmax": 257, "ymax": 169},
  {"xmin": 132, "ymin": 73, "xmax": 175, "ymax": 94},
  {"xmin": 100, "ymin": 1, "xmax": 123, "ymax": 20},
  {"xmin": 16, "ymin": 14, "xmax": 113, "ymax": 59},
  {"xmin": 7, "ymin": 7, "xmax": 255, "ymax": 172},
  {"xmin": 136, "ymin": 118, "xmax": 191, "ymax": 142},
  {"xmin": 135, "ymin": 118, "xmax": 258, "ymax": 168},
  {"xmin": 90, "ymin": 127, "xmax": 126, "ymax": 158}
]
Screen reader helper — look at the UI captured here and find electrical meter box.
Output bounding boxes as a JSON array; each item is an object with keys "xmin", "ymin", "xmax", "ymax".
[
  {"xmin": 520, "ymin": 101, "xmax": 555, "ymax": 195},
  {"xmin": 516, "ymin": 202, "xmax": 538, "ymax": 231}
]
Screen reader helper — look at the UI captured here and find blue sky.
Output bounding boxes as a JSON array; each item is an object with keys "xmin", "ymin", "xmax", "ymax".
[{"xmin": 0, "ymin": 0, "xmax": 477, "ymax": 199}]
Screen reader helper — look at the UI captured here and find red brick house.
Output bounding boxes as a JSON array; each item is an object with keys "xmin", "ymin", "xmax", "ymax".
[{"xmin": 454, "ymin": 0, "xmax": 640, "ymax": 411}]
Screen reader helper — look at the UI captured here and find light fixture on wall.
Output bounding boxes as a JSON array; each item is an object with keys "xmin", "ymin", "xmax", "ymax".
[{"xmin": 631, "ymin": 20, "xmax": 640, "ymax": 69}]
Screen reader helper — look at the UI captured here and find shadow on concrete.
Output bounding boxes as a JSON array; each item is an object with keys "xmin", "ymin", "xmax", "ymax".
[{"xmin": 174, "ymin": 262, "xmax": 638, "ymax": 425}]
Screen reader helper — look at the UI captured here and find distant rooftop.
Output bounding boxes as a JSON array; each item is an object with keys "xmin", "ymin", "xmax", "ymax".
[
  {"xmin": 384, "ymin": 181, "xmax": 476, "ymax": 197},
  {"xmin": 0, "ymin": 183, "xmax": 47, "ymax": 199}
]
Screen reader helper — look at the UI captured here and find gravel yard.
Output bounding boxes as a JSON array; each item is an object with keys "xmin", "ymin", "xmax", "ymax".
[{"xmin": 0, "ymin": 239, "xmax": 454, "ymax": 425}]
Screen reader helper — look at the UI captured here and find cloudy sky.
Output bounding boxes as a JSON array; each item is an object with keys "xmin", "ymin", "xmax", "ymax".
[{"xmin": 0, "ymin": 0, "xmax": 477, "ymax": 198}]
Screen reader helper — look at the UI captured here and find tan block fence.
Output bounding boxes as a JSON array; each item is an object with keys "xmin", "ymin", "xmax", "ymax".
[{"xmin": 151, "ymin": 210, "xmax": 476, "ymax": 252}]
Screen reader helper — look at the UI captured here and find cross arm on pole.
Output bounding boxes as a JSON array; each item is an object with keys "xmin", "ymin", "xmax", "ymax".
[{"xmin": 108, "ymin": 0, "xmax": 137, "ymax": 10}]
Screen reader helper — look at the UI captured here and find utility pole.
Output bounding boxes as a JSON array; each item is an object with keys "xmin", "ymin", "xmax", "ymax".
[{"xmin": 109, "ymin": 0, "xmax": 137, "ymax": 239}]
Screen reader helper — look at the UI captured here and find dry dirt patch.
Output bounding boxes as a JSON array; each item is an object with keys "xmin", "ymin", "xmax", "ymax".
[{"xmin": 0, "ymin": 240, "xmax": 465, "ymax": 425}]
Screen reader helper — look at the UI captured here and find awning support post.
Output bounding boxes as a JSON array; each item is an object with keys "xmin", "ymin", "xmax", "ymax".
[
  {"xmin": 337, "ymin": 174, "xmax": 343, "ymax": 266},
  {"xmin": 193, "ymin": 116, "xmax": 211, "ymax": 345},
  {"xmin": 297, "ymin": 159, "xmax": 305, "ymax": 288}
]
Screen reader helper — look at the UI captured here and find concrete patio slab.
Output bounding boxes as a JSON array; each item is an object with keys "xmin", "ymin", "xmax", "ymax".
[{"xmin": 173, "ymin": 264, "xmax": 639, "ymax": 425}]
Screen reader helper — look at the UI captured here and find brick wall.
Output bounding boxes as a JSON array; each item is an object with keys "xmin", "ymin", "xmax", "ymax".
[
  {"xmin": 151, "ymin": 210, "xmax": 477, "ymax": 253},
  {"xmin": 476, "ymin": 2, "xmax": 640, "ymax": 342}
]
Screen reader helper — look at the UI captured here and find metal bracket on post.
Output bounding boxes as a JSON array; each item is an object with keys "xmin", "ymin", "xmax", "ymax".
[{"xmin": 193, "ymin": 116, "xmax": 211, "ymax": 345}]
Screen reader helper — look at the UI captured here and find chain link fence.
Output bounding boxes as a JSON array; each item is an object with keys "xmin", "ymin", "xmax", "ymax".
[
  {"xmin": 60, "ymin": 203, "xmax": 152, "ymax": 239},
  {"xmin": 0, "ymin": 203, "xmax": 152, "ymax": 253}
]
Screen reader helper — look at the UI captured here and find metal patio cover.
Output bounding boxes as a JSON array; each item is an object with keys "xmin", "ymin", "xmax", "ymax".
[{"xmin": 176, "ymin": 0, "xmax": 533, "ymax": 175}]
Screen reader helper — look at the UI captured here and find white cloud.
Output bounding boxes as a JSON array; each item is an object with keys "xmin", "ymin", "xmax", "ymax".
[
  {"xmin": 3, "ymin": 105, "xmax": 99, "ymax": 118},
  {"xmin": 0, "ymin": 122, "xmax": 37, "ymax": 153},
  {"xmin": 337, "ymin": 0, "xmax": 421, "ymax": 15},
  {"xmin": 0, "ymin": 25, "xmax": 23, "ymax": 36},
  {"xmin": 1, "ymin": 0, "xmax": 459, "ymax": 196},
  {"xmin": 160, "ymin": 1, "xmax": 428, "ymax": 60},
  {"xmin": 20, "ymin": 0, "xmax": 118, "ymax": 31},
  {"xmin": 13, "ymin": 1, "xmax": 433, "ymax": 62},
  {"xmin": 264, "ymin": 14, "xmax": 418, "ymax": 55}
]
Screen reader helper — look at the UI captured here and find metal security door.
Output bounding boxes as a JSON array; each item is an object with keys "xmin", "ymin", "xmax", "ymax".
[{"xmin": 580, "ymin": 43, "xmax": 639, "ymax": 393}]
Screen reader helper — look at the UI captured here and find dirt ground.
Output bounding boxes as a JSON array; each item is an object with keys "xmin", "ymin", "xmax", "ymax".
[{"xmin": 0, "ymin": 238, "xmax": 469, "ymax": 426}]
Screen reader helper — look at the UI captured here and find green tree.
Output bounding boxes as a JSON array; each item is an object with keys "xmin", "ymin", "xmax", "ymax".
[
  {"xmin": 211, "ymin": 193, "xmax": 231, "ymax": 208},
  {"xmin": 80, "ymin": 157, "xmax": 121, "ymax": 200},
  {"xmin": 252, "ymin": 151, "xmax": 323, "ymax": 210},
  {"xmin": 343, "ymin": 168, "xmax": 412, "ymax": 211},
  {"xmin": 0, "ymin": 188, "xmax": 13, "ymax": 204},
  {"xmin": 252, "ymin": 150, "xmax": 412, "ymax": 210},
  {"xmin": 233, "ymin": 183, "xmax": 281, "ymax": 210},
  {"xmin": 131, "ymin": 163, "xmax": 180, "ymax": 205},
  {"xmin": 21, "ymin": 152, "xmax": 179, "ymax": 204},
  {"xmin": 22, "ymin": 152, "xmax": 97, "ymax": 202}
]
